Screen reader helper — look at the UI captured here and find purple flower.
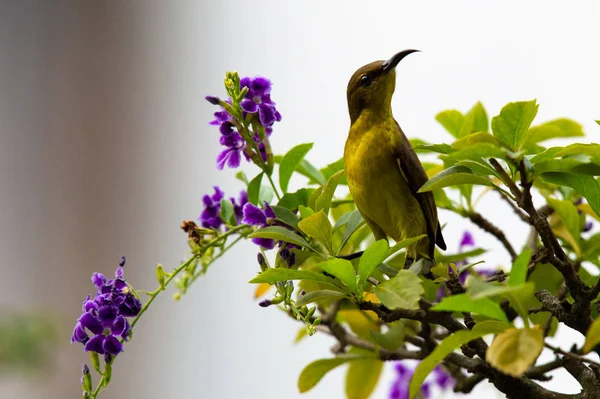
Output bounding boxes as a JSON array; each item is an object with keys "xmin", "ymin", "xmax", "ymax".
[
  {"xmin": 240, "ymin": 77, "xmax": 282, "ymax": 127},
  {"xmin": 389, "ymin": 362, "xmax": 452, "ymax": 399},
  {"xmin": 71, "ymin": 257, "xmax": 142, "ymax": 356},
  {"xmin": 231, "ymin": 191, "xmax": 248, "ymax": 224},
  {"xmin": 242, "ymin": 202, "xmax": 276, "ymax": 249},
  {"xmin": 199, "ymin": 186, "xmax": 225, "ymax": 229}
]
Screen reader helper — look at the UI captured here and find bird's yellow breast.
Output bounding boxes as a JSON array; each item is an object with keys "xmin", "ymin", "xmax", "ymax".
[{"xmin": 344, "ymin": 116, "xmax": 428, "ymax": 255}]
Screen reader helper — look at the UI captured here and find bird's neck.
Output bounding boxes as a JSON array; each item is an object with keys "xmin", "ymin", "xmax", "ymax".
[{"xmin": 349, "ymin": 106, "xmax": 394, "ymax": 140}]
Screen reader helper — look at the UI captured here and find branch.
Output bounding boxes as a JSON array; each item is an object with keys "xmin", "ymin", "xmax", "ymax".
[{"xmin": 465, "ymin": 211, "xmax": 517, "ymax": 261}]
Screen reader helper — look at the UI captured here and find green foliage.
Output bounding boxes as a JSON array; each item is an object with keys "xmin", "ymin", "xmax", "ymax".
[
  {"xmin": 318, "ymin": 258, "xmax": 359, "ymax": 294},
  {"xmin": 409, "ymin": 321, "xmax": 510, "ymax": 398},
  {"xmin": 279, "ymin": 143, "xmax": 314, "ymax": 193},
  {"xmin": 491, "ymin": 100, "xmax": 539, "ymax": 150},
  {"xmin": 373, "ymin": 270, "xmax": 424, "ymax": 310},
  {"xmin": 247, "ymin": 172, "xmax": 264, "ymax": 205},
  {"xmin": 298, "ymin": 211, "xmax": 334, "ymax": 254},
  {"xmin": 345, "ymin": 349, "xmax": 383, "ymax": 399},
  {"xmin": 358, "ymin": 239, "xmax": 389, "ymax": 290},
  {"xmin": 418, "ymin": 165, "xmax": 494, "ymax": 192},
  {"xmin": 486, "ymin": 326, "xmax": 544, "ymax": 377},
  {"xmin": 298, "ymin": 354, "xmax": 373, "ymax": 393},
  {"xmin": 431, "ymin": 294, "xmax": 509, "ymax": 323},
  {"xmin": 542, "ymin": 173, "xmax": 600, "ymax": 217},
  {"xmin": 250, "ymin": 268, "xmax": 347, "ymax": 292},
  {"xmin": 315, "ymin": 170, "xmax": 345, "ymax": 214},
  {"xmin": 248, "ymin": 226, "xmax": 318, "ymax": 253},
  {"xmin": 508, "ymin": 250, "xmax": 532, "ymax": 287}
]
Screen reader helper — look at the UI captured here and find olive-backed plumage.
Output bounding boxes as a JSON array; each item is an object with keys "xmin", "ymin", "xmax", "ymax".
[{"xmin": 344, "ymin": 51, "xmax": 446, "ymax": 264}]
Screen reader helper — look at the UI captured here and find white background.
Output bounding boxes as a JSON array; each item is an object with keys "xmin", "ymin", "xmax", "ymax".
[{"xmin": 1, "ymin": 1, "xmax": 600, "ymax": 398}]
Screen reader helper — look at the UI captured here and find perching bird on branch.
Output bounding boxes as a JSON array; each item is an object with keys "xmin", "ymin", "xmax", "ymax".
[{"xmin": 344, "ymin": 49, "xmax": 446, "ymax": 270}]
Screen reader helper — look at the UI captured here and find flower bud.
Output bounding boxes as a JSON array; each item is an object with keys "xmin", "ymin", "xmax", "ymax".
[
  {"xmin": 258, "ymin": 299, "xmax": 272, "ymax": 308},
  {"xmin": 81, "ymin": 364, "xmax": 92, "ymax": 392},
  {"xmin": 156, "ymin": 263, "xmax": 166, "ymax": 288},
  {"xmin": 205, "ymin": 95, "xmax": 220, "ymax": 105},
  {"xmin": 257, "ymin": 253, "xmax": 267, "ymax": 271}
]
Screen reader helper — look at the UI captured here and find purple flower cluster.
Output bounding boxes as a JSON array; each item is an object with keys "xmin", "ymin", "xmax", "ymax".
[
  {"xmin": 207, "ymin": 76, "xmax": 282, "ymax": 170},
  {"xmin": 71, "ymin": 257, "xmax": 142, "ymax": 356},
  {"xmin": 390, "ymin": 362, "xmax": 453, "ymax": 399},
  {"xmin": 199, "ymin": 186, "xmax": 248, "ymax": 229},
  {"xmin": 455, "ymin": 231, "xmax": 495, "ymax": 283},
  {"xmin": 242, "ymin": 202, "xmax": 277, "ymax": 249}
]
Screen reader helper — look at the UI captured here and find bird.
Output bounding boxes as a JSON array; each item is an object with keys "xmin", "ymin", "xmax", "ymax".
[{"xmin": 343, "ymin": 49, "xmax": 446, "ymax": 270}]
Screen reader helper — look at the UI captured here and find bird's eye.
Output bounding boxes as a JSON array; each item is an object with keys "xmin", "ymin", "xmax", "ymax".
[{"xmin": 359, "ymin": 74, "xmax": 372, "ymax": 87}]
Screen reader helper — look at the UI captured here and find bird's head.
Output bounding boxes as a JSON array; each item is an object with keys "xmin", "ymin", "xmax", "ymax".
[{"xmin": 346, "ymin": 49, "xmax": 419, "ymax": 125}]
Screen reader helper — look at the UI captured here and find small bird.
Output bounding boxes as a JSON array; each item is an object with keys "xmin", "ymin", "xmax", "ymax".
[{"xmin": 344, "ymin": 50, "xmax": 446, "ymax": 269}]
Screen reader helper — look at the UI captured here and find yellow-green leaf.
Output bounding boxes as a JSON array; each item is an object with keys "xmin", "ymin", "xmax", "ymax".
[
  {"xmin": 279, "ymin": 143, "xmax": 314, "ymax": 193},
  {"xmin": 248, "ymin": 226, "xmax": 318, "ymax": 253},
  {"xmin": 315, "ymin": 169, "xmax": 345, "ymax": 214},
  {"xmin": 542, "ymin": 173, "xmax": 600, "ymax": 218},
  {"xmin": 584, "ymin": 317, "xmax": 600, "ymax": 353},
  {"xmin": 345, "ymin": 350, "xmax": 383, "ymax": 399},
  {"xmin": 491, "ymin": 100, "xmax": 539, "ymax": 150},
  {"xmin": 298, "ymin": 354, "xmax": 366, "ymax": 393},
  {"xmin": 547, "ymin": 197, "xmax": 581, "ymax": 254},
  {"xmin": 486, "ymin": 326, "xmax": 543, "ymax": 377},
  {"xmin": 431, "ymin": 294, "xmax": 509, "ymax": 323},
  {"xmin": 358, "ymin": 239, "xmax": 389, "ymax": 290},
  {"xmin": 418, "ymin": 165, "xmax": 494, "ymax": 192},
  {"xmin": 508, "ymin": 249, "xmax": 532, "ymax": 287},
  {"xmin": 298, "ymin": 210, "xmax": 334, "ymax": 254},
  {"xmin": 318, "ymin": 258, "xmax": 358, "ymax": 293},
  {"xmin": 374, "ymin": 270, "xmax": 424, "ymax": 310},
  {"xmin": 526, "ymin": 118, "xmax": 584, "ymax": 145}
]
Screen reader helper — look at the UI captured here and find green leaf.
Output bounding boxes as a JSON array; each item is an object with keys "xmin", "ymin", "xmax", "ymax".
[
  {"xmin": 431, "ymin": 294, "xmax": 508, "ymax": 323},
  {"xmin": 219, "ymin": 198, "xmax": 235, "ymax": 225},
  {"xmin": 469, "ymin": 101, "xmax": 489, "ymax": 133},
  {"xmin": 435, "ymin": 109, "xmax": 464, "ymax": 138},
  {"xmin": 530, "ymin": 147, "xmax": 565, "ymax": 163},
  {"xmin": 295, "ymin": 290, "xmax": 348, "ymax": 307},
  {"xmin": 547, "ymin": 197, "xmax": 581, "ymax": 252},
  {"xmin": 298, "ymin": 159, "xmax": 327, "ymax": 185},
  {"xmin": 277, "ymin": 188, "xmax": 315, "ymax": 210},
  {"xmin": 435, "ymin": 248, "xmax": 486, "ymax": 264},
  {"xmin": 583, "ymin": 317, "xmax": 600, "ymax": 353},
  {"xmin": 318, "ymin": 258, "xmax": 358, "ymax": 293},
  {"xmin": 451, "ymin": 132, "xmax": 501, "ymax": 150},
  {"xmin": 298, "ymin": 205, "xmax": 315, "ymax": 220},
  {"xmin": 271, "ymin": 205, "xmax": 299, "ymax": 229},
  {"xmin": 247, "ymin": 173, "xmax": 264, "ymax": 205},
  {"xmin": 533, "ymin": 158, "xmax": 600, "ymax": 176},
  {"xmin": 338, "ymin": 211, "xmax": 365, "ymax": 253},
  {"xmin": 369, "ymin": 321, "xmax": 407, "ymax": 351},
  {"xmin": 596, "ymin": 120, "xmax": 600, "ymax": 126},
  {"xmin": 456, "ymin": 160, "xmax": 500, "ymax": 178},
  {"xmin": 333, "ymin": 210, "xmax": 358, "ymax": 231},
  {"xmin": 526, "ymin": 119, "xmax": 584, "ymax": 145},
  {"xmin": 542, "ymin": 173, "xmax": 600, "ymax": 217},
  {"xmin": 298, "ymin": 354, "xmax": 367, "ymax": 393},
  {"xmin": 235, "ymin": 171, "xmax": 248, "ymax": 184},
  {"xmin": 249, "ymin": 268, "xmax": 344, "ymax": 290},
  {"xmin": 387, "ymin": 235, "xmax": 428, "ymax": 257},
  {"xmin": 486, "ymin": 326, "xmax": 543, "ymax": 377},
  {"xmin": 345, "ymin": 350, "xmax": 383, "ymax": 399},
  {"xmin": 258, "ymin": 185, "xmax": 274, "ymax": 204},
  {"xmin": 409, "ymin": 320, "xmax": 509, "ymax": 398},
  {"xmin": 491, "ymin": 100, "xmax": 539, "ymax": 150},
  {"xmin": 248, "ymin": 226, "xmax": 317, "ymax": 253},
  {"xmin": 279, "ymin": 143, "xmax": 314, "ymax": 193},
  {"xmin": 321, "ymin": 158, "xmax": 347, "ymax": 185},
  {"xmin": 413, "ymin": 143, "xmax": 453, "ymax": 154},
  {"xmin": 315, "ymin": 170, "xmax": 345, "ymax": 214},
  {"xmin": 298, "ymin": 210, "xmax": 334, "ymax": 254},
  {"xmin": 467, "ymin": 279, "xmax": 534, "ymax": 300},
  {"xmin": 508, "ymin": 249, "xmax": 532, "ymax": 287},
  {"xmin": 442, "ymin": 143, "xmax": 507, "ymax": 163},
  {"xmin": 358, "ymin": 240, "xmax": 389, "ymax": 289},
  {"xmin": 374, "ymin": 270, "xmax": 424, "ymax": 310},
  {"xmin": 418, "ymin": 165, "xmax": 494, "ymax": 193}
]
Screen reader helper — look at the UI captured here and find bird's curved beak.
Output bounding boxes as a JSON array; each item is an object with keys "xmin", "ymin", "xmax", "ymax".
[{"xmin": 382, "ymin": 49, "xmax": 420, "ymax": 73}]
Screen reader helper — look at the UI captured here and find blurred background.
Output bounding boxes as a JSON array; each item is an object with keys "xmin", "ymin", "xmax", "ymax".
[{"xmin": 1, "ymin": 1, "xmax": 600, "ymax": 398}]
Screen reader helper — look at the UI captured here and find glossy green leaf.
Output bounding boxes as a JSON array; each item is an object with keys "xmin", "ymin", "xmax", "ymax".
[
  {"xmin": 345, "ymin": 350, "xmax": 383, "ymax": 399},
  {"xmin": 249, "ymin": 268, "xmax": 344, "ymax": 290},
  {"xmin": 409, "ymin": 320, "xmax": 509, "ymax": 398},
  {"xmin": 298, "ymin": 210, "xmax": 334, "ymax": 254},
  {"xmin": 508, "ymin": 249, "xmax": 532, "ymax": 287},
  {"xmin": 435, "ymin": 109, "xmax": 464, "ymax": 138},
  {"xmin": 491, "ymin": 100, "xmax": 539, "ymax": 150},
  {"xmin": 319, "ymin": 258, "xmax": 358, "ymax": 293},
  {"xmin": 235, "ymin": 171, "xmax": 248, "ymax": 184},
  {"xmin": 320, "ymin": 158, "xmax": 347, "ymax": 185},
  {"xmin": 418, "ymin": 165, "xmax": 494, "ymax": 193},
  {"xmin": 466, "ymin": 279, "xmax": 535, "ymax": 301},
  {"xmin": 468, "ymin": 101, "xmax": 489, "ymax": 133},
  {"xmin": 358, "ymin": 240, "xmax": 389, "ymax": 289},
  {"xmin": 435, "ymin": 248, "xmax": 486, "ymax": 264},
  {"xmin": 295, "ymin": 290, "xmax": 348, "ymax": 307},
  {"xmin": 369, "ymin": 321, "xmax": 407, "ymax": 351},
  {"xmin": 451, "ymin": 132, "xmax": 501, "ymax": 150},
  {"xmin": 271, "ymin": 205, "xmax": 299, "ymax": 229},
  {"xmin": 315, "ymin": 170, "xmax": 345, "ymax": 214},
  {"xmin": 431, "ymin": 294, "xmax": 508, "ymax": 323},
  {"xmin": 526, "ymin": 118, "xmax": 584, "ymax": 144},
  {"xmin": 219, "ymin": 198, "xmax": 235, "ymax": 225},
  {"xmin": 442, "ymin": 143, "xmax": 507, "ymax": 163},
  {"xmin": 338, "ymin": 211, "xmax": 365, "ymax": 253},
  {"xmin": 387, "ymin": 235, "xmax": 428, "ymax": 257},
  {"xmin": 248, "ymin": 226, "xmax": 317, "ymax": 253},
  {"xmin": 533, "ymin": 159, "xmax": 600, "ymax": 176},
  {"xmin": 277, "ymin": 188, "xmax": 315, "ymax": 210},
  {"xmin": 542, "ymin": 173, "xmax": 600, "ymax": 217},
  {"xmin": 298, "ymin": 354, "xmax": 367, "ymax": 393},
  {"xmin": 333, "ymin": 209, "xmax": 358, "ymax": 231},
  {"xmin": 413, "ymin": 143, "xmax": 453, "ymax": 154},
  {"xmin": 584, "ymin": 317, "xmax": 600, "ymax": 353},
  {"xmin": 547, "ymin": 197, "xmax": 581, "ymax": 252},
  {"xmin": 298, "ymin": 159, "xmax": 327, "ymax": 185},
  {"xmin": 279, "ymin": 143, "xmax": 314, "ymax": 193},
  {"xmin": 247, "ymin": 172, "xmax": 264, "ymax": 205},
  {"xmin": 374, "ymin": 270, "xmax": 424, "ymax": 310},
  {"xmin": 487, "ymin": 326, "xmax": 543, "ymax": 377}
]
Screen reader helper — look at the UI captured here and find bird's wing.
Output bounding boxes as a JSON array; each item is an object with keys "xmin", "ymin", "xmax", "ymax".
[{"xmin": 393, "ymin": 121, "xmax": 446, "ymax": 256}]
